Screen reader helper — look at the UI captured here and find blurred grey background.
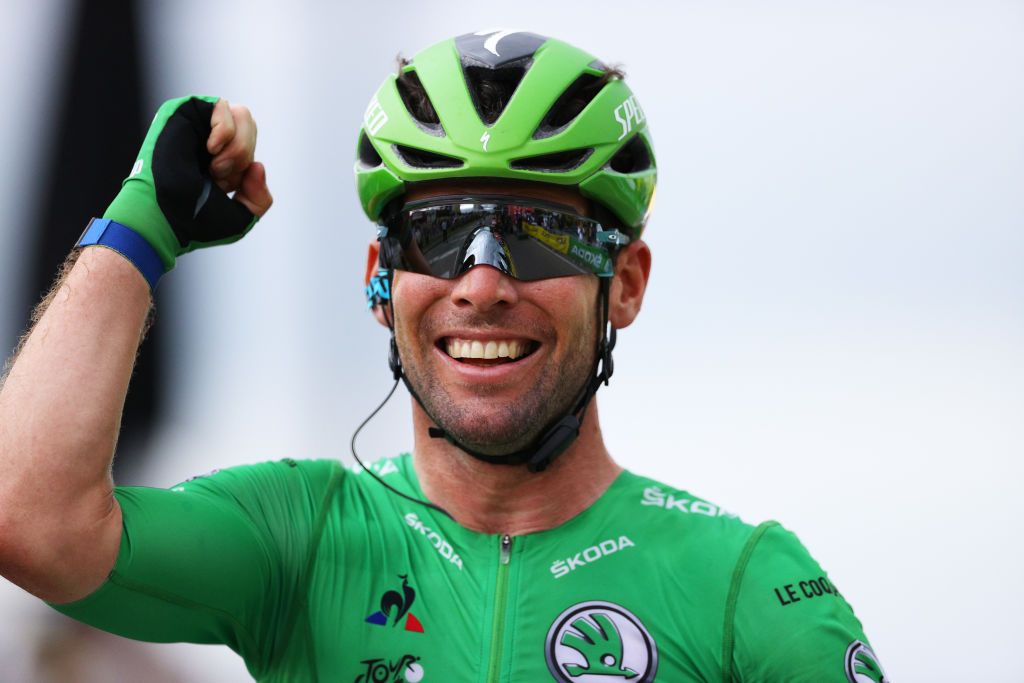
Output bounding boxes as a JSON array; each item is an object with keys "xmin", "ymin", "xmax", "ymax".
[{"xmin": 1, "ymin": 0, "xmax": 1021, "ymax": 680}]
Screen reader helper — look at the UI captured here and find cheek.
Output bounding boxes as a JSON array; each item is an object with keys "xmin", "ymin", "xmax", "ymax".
[
  {"xmin": 393, "ymin": 272, "xmax": 449, "ymax": 325},
  {"xmin": 524, "ymin": 277, "xmax": 597, "ymax": 323}
]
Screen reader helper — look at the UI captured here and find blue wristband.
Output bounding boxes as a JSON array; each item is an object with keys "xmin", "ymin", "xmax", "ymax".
[{"xmin": 77, "ymin": 218, "xmax": 166, "ymax": 292}]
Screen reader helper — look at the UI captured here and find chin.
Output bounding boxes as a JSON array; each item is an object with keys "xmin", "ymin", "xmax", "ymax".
[
  {"xmin": 435, "ymin": 409, "xmax": 545, "ymax": 457},
  {"xmin": 406, "ymin": 351, "xmax": 594, "ymax": 456}
]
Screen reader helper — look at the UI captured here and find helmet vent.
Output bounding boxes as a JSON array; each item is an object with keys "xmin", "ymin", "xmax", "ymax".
[
  {"xmin": 464, "ymin": 63, "xmax": 529, "ymax": 125},
  {"xmin": 533, "ymin": 73, "xmax": 608, "ymax": 139},
  {"xmin": 358, "ymin": 130, "xmax": 383, "ymax": 167},
  {"xmin": 609, "ymin": 134, "xmax": 652, "ymax": 173},
  {"xmin": 396, "ymin": 67, "xmax": 444, "ymax": 134},
  {"xmin": 510, "ymin": 148, "xmax": 593, "ymax": 172},
  {"xmin": 394, "ymin": 145, "xmax": 464, "ymax": 169}
]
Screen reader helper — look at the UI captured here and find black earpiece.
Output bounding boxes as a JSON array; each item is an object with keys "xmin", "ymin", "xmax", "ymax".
[{"xmin": 388, "ymin": 336, "xmax": 402, "ymax": 380}]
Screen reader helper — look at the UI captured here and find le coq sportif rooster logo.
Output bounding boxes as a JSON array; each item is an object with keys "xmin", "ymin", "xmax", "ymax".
[{"xmin": 366, "ymin": 575, "xmax": 424, "ymax": 633}]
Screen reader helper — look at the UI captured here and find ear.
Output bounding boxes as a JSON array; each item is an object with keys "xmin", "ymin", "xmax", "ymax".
[
  {"xmin": 365, "ymin": 240, "xmax": 390, "ymax": 328},
  {"xmin": 608, "ymin": 239, "xmax": 651, "ymax": 329}
]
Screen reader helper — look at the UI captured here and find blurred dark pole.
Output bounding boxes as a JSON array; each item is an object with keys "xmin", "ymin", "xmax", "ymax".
[{"xmin": 26, "ymin": 0, "xmax": 162, "ymax": 479}]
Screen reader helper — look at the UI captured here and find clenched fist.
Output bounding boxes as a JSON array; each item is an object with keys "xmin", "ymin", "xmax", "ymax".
[{"xmin": 101, "ymin": 95, "xmax": 273, "ymax": 273}]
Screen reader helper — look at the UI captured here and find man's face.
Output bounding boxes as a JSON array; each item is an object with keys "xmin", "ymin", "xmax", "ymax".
[{"xmin": 388, "ymin": 182, "xmax": 602, "ymax": 456}]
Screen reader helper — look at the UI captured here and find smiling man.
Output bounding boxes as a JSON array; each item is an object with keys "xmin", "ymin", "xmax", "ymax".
[{"xmin": 0, "ymin": 31, "xmax": 885, "ymax": 683}]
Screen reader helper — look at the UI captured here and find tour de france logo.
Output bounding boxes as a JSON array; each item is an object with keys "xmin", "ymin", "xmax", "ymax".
[{"xmin": 545, "ymin": 601, "xmax": 658, "ymax": 682}]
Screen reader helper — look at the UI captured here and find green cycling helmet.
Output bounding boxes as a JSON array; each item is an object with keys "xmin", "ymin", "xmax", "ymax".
[{"xmin": 355, "ymin": 30, "xmax": 656, "ymax": 235}]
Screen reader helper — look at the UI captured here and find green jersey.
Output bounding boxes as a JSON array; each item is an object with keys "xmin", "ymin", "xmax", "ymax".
[{"xmin": 50, "ymin": 455, "xmax": 885, "ymax": 682}]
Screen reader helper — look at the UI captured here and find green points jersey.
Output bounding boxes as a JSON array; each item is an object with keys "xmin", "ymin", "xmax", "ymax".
[{"xmin": 50, "ymin": 455, "xmax": 885, "ymax": 682}]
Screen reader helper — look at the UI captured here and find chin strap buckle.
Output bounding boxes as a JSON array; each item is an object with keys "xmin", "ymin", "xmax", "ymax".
[
  {"xmin": 598, "ymin": 325, "xmax": 617, "ymax": 386},
  {"xmin": 388, "ymin": 336, "xmax": 402, "ymax": 380},
  {"xmin": 527, "ymin": 415, "xmax": 581, "ymax": 473}
]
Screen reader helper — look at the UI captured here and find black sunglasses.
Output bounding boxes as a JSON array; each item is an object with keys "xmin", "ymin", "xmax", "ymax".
[{"xmin": 377, "ymin": 196, "xmax": 630, "ymax": 281}]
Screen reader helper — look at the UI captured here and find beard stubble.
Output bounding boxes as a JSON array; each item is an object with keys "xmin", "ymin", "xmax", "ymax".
[{"xmin": 398, "ymin": 307, "xmax": 598, "ymax": 456}]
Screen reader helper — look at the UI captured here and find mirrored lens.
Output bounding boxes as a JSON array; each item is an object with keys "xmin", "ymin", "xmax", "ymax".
[{"xmin": 379, "ymin": 200, "xmax": 616, "ymax": 280}]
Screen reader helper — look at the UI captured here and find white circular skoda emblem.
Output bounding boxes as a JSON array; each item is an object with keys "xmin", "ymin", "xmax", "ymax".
[
  {"xmin": 844, "ymin": 640, "xmax": 888, "ymax": 683},
  {"xmin": 545, "ymin": 601, "xmax": 658, "ymax": 682}
]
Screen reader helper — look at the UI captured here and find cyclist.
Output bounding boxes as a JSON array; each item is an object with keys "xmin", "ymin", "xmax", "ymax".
[{"xmin": 0, "ymin": 31, "xmax": 886, "ymax": 682}]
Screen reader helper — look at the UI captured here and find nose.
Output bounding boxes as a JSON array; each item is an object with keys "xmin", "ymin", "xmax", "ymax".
[{"xmin": 450, "ymin": 265, "xmax": 519, "ymax": 312}]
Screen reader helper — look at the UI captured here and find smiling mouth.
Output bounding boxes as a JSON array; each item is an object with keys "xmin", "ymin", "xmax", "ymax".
[{"xmin": 441, "ymin": 337, "xmax": 539, "ymax": 365}]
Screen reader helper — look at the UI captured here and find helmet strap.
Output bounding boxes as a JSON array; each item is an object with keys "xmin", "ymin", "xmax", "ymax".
[{"xmin": 386, "ymin": 276, "xmax": 616, "ymax": 473}]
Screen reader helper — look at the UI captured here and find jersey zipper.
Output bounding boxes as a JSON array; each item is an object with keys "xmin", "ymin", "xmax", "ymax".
[{"xmin": 486, "ymin": 534, "xmax": 513, "ymax": 683}]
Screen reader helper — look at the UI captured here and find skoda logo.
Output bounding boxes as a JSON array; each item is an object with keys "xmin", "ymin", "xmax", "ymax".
[
  {"xmin": 545, "ymin": 601, "xmax": 657, "ymax": 682},
  {"xmin": 845, "ymin": 640, "xmax": 888, "ymax": 683}
]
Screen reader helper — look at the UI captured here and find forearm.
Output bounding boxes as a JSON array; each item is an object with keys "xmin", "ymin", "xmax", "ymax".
[
  {"xmin": 0, "ymin": 246, "xmax": 150, "ymax": 599},
  {"xmin": 0, "ymin": 96, "xmax": 269, "ymax": 603}
]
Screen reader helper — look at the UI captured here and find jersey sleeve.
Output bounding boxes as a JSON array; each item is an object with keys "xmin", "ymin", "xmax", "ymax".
[
  {"xmin": 47, "ymin": 458, "xmax": 340, "ymax": 679},
  {"xmin": 726, "ymin": 522, "xmax": 888, "ymax": 683}
]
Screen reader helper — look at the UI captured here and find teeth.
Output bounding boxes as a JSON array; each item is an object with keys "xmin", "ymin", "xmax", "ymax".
[{"xmin": 444, "ymin": 338, "xmax": 532, "ymax": 360}]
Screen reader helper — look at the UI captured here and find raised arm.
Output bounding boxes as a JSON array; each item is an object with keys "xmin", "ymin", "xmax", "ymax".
[{"xmin": 0, "ymin": 97, "xmax": 271, "ymax": 603}]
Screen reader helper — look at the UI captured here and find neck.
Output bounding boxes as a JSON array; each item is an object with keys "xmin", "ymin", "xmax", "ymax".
[{"xmin": 410, "ymin": 399, "xmax": 622, "ymax": 536}]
